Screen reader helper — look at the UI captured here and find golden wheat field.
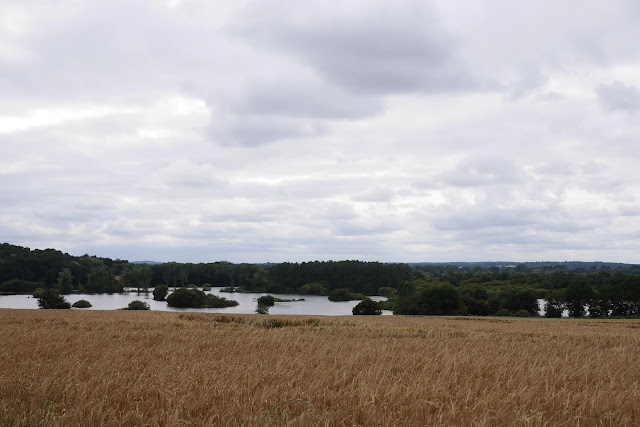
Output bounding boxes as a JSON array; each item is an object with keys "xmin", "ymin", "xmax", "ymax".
[{"xmin": 1, "ymin": 309, "xmax": 639, "ymax": 426}]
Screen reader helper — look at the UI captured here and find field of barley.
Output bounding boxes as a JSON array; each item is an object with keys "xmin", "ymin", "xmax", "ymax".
[{"xmin": 1, "ymin": 309, "xmax": 639, "ymax": 426}]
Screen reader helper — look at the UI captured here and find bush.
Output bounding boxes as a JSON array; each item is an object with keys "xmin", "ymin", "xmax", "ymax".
[
  {"xmin": 352, "ymin": 298, "xmax": 382, "ymax": 315},
  {"xmin": 496, "ymin": 308, "xmax": 512, "ymax": 317},
  {"xmin": 255, "ymin": 304, "xmax": 269, "ymax": 314},
  {"xmin": 167, "ymin": 288, "xmax": 238, "ymax": 308},
  {"xmin": 32, "ymin": 287, "xmax": 46, "ymax": 298},
  {"xmin": 153, "ymin": 285, "xmax": 169, "ymax": 301},
  {"xmin": 72, "ymin": 299, "xmax": 92, "ymax": 308},
  {"xmin": 514, "ymin": 309, "xmax": 531, "ymax": 317},
  {"xmin": 202, "ymin": 284, "xmax": 212, "ymax": 291},
  {"xmin": 204, "ymin": 294, "xmax": 239, "ymax": 308},
  {"xmin": 257, "ymin": 295, "xmax": 275, "ymax": 307},
  {"xmin": 125, "ymin": 300, "xmax": 150, "ymax": 310},
  {"xmin": 37, "ymin": 289, "xmax": 71, "ymax": 309}
]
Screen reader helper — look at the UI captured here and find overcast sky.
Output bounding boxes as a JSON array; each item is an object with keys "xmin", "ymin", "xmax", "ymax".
[{"xmin": 1, "ymin": 0, "xmax": 640, "ymax": 263}]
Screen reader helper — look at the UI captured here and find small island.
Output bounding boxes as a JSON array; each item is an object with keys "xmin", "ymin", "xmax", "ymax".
[{"xmin": 167, "ymin": 288, "xmax": 239, "ymax": 308}]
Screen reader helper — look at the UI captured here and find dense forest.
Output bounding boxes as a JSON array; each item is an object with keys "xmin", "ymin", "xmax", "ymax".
[{"xmin": 2, "ymin": 242, "xmax": 640, "ymax": 317}]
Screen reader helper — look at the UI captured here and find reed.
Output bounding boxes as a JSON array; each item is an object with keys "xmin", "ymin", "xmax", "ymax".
[{"xmin": 1, "ymin": 310, "xmax": 639, "ymax": 426}]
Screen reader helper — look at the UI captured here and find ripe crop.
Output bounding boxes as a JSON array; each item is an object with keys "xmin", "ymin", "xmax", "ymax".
[{"xmin": 1, "ymin": 310, "xmax": 639, "ymax": 426}]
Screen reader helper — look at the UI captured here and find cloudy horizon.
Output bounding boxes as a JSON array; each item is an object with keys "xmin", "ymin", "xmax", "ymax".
[{"xmin": 1, "ymin": 0, "xmax": 640, "ymax": 263}]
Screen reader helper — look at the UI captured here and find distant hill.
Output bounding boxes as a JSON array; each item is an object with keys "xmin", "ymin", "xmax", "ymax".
[
  {"xmin": 409, "ymin": 261, "xmax": 638, "ymax": 270},
  {"xmin": 130, "ymin": 261, "xmax": 164, "ymax": 265}
]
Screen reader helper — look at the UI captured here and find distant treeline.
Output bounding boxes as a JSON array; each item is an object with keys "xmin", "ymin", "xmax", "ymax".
[
  {"xmin": 0, "ymin": 244, "xmax": 413, "ymax": 296},
  {"xmin": 2, "ymin": 243, "xmax": 640, "ymax": 317},
  {"xmin": 0, "ymin": 243, "xmax": 130, "ymax": 293},
  {"xmin": 394, "ymin": 264, "xmax": 640, "ymax": 317}
]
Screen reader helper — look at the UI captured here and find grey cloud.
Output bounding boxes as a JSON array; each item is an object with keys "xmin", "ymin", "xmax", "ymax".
[
  {"xmin": 208, "ymin": 115, "xmax": 326, "ymax": 146},
  {"xmin": 506, "ymin": 65, "xmax": 549, "ymax": 100},
  {"xmin": 618, "ymin": 205, "xmax": 640, "ymax": 217},
  {"xmin": 595, "ymin": 81, "xmax": 640, "ymax": 112},
  {"xmin": 230, "ymin": 73, "xmax": 381, "ymax": 119},
  {"xmin": 232, "ymin": 0, "xmax": 480, "ymax": 95},
  {"xmin": 432, "ymin": 208, "xmax": 536, "ymax": 231}
]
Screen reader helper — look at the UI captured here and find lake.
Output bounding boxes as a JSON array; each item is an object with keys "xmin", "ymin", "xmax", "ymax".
[{"xmin": 0, "ymin": 287, "xmax": 391, "ymax": 316}]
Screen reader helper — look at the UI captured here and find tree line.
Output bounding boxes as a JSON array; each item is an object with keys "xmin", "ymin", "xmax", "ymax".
[
  {"xmin": 392, "ymin": 265, "xmax": 640, "ymax": 317},
  {"xmin": 2, "ymin": 243, "xmax": 640, "ymax": 317}
]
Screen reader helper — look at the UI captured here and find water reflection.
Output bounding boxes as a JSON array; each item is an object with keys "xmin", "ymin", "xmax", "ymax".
[{"xmin": 0, "ymin": 288, "xmax": 390, "ymax": 316}]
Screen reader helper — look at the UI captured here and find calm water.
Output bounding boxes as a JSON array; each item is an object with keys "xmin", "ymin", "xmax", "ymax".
[{"xmin": 0, "ymin": 287, "xmax": 390, "ymax": 316}]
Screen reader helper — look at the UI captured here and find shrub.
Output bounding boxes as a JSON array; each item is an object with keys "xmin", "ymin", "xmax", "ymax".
[
  {"xmin": 257, "ymin": 295, "xmax": 275, "ymax": 307},
  {"xmin": 352, "ymin": 298, "xmax": 382, "ymax": 315},
  {"xmin": 514, "ymin": 309, "xmax": 531, "ymax": 317},
  {"xmin": 167, "ymin": 288, "xmax": 202, "ymax": 308},
  {"xmin": 125, "ymin": 300, "xmax": 150, "ymax": 310},
  {"xmin": 153, "ymin": 285, "xmax": 169, "ymax": 301},
  {"xmin": 72, "ymin": 300, "xmax": 92, "ymax": 308},
  {"xmin": 255, "ymin": 304, "xmax": 269, "ymax": 314},
  {"xmin": 32, "ymin": 287, "xmax": 46, "ymax": 298},
  {"xmin": 36, "ymin": 289, "xmax": 71, "ymax": 309},
  {"xmin": 167, "ymin": 288, "xmax": 238, "ymax": 308},
  {"xmin": 496, "ymin": 308, "xmax": 512, "ymax": 317},
  {"xmin": 204, "ymin": 294, "xmax": 239, "ymax": 308},
  {"xmin": 202, "ymin": 284, "xmax": 212, "ymax": 291}
]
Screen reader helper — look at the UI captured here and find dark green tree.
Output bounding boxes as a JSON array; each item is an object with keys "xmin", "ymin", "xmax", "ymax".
[
  {"xmin": 393, "ymin": 282, "xmax": 418, "ymax": 315},
  {"xmin": 167, "ymin": 288, "xmax": 238, "ymax": 308},
  {"xmin": 86, "ymin": 266, "xmax": 120, "ymax": 293},
  {"xmin": 416, "ymin": 283, "xmax": 461, "ymax": 315},
  {"xmin": 352, "ymin": 298, "xmax": 382, "ymax": 315},
  {"xmin": 167, "ymin": 288, "xmax": 205, "ymax": 308},
  {"xmin": 153, "ymin": 285, "xmax": 169, "ymax": 301},
  {"xmin": 503, "ymin": 288, "xmax": 539, "ymax": 315},
  {"xmin": 125, "ymin": 300, "xmax": 150, "ymax": 310},
  {"xmin": 57, "ymin": 268, "xmax": 73, "ymax": 294},
  {"xmin": 37, "ymin": 289, "xmax": 71, "ymax": 309},
  {"xmin": 588, "ymin": 286, "xmax": 611, "ymax": 317},
  {"xmin": 257, "ymin": 295, "xmax": 275, "ymax": 307},
  {"xmin": 564, "ymin": 279, "xmax": 594, "ymax": 318},
  {"xmin": 544, "ymin": 299, "xmax": 564, "ymax": 318}
]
